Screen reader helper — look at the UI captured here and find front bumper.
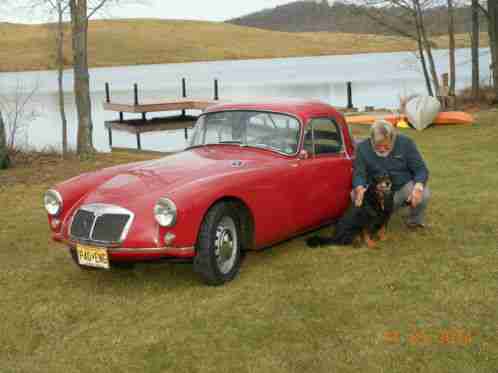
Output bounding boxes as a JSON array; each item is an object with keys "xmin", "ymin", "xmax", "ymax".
[
  {"xmin": 107, "ymin": 245, "xmax": 195, "ymax": 259},
  {"xmin": 53, "ymin": 233, "xmax": 195, "ymax": 260}
]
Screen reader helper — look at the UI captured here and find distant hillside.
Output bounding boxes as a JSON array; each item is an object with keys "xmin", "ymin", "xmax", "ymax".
[
  {"xmin": 228, "ymin": 1, "xmax": 487, "ymax": 35},
  {"xmin": 0, "ymin": 19, "xmax": 488, "ymax": 73}
]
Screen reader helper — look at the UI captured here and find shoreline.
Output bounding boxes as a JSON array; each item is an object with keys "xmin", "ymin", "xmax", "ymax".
[{"xmin": 0, "ymin": 19, "xmax": 489, "ymax": 74}]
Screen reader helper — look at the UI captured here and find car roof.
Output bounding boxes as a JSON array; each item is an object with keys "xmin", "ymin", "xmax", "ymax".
[{"xmin": 204, "ymin": 99, "xmax": 343, "ymax": 125}]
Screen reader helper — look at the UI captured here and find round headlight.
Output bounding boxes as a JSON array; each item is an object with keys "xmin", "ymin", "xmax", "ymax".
[
  {"xmin": 44, "ymin": 189, "xmax": 63, "ymax": 216},
  {"xmin": 154, "ymin": 198, "xmax": 177, "ymax": 227}
]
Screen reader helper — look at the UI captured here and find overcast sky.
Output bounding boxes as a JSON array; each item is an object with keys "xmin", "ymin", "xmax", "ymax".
[{"xmin": 1, "ymin": 0, "xmax": 309, "ymax": 24}]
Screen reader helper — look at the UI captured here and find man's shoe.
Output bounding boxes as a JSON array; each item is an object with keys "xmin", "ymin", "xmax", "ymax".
[{"xmin": 406, "ymin": 222, "xmax": 427, "ymax": 230}]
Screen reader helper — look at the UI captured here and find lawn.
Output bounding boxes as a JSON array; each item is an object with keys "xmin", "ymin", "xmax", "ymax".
[
  {"xmin": 0, "ymin": 19, "xmax": 490, "ymax": 72},
  {"xmin": 0, "ymin": 113, "xmax": 497, "ymax": 373}
]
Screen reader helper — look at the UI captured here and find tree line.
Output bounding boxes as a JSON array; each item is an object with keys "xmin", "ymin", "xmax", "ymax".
[{"xmin": 229, "ymin": 0, "xmax": 486, "ymax": 35}]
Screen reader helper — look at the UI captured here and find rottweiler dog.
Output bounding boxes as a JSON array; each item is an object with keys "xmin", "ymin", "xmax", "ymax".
[{"xmin": 306, "ymin": 173, "xmax": 394, "ymax": 249}]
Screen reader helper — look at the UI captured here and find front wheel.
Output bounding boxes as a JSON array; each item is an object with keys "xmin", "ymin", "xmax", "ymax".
[{"xmin": 194, "ymin": 202, "xmax": 243, "ymax": 286}]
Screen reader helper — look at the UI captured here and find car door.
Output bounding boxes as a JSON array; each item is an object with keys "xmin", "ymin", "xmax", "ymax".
[{"xmin": 296, "ymin": 117, "xmax": 353, "ymax": 230}]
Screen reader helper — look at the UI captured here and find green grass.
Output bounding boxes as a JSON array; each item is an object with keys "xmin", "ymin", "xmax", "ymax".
[
  {"xmin": 0, "ymin": 19, "xmax": 490, "ymax": 72},
  {"xmin": 0, "ymin": 114, "xmax": 497, "ymax": 372}
]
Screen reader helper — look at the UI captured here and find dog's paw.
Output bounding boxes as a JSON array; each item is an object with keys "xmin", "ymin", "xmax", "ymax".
[
  {"xmin": 366, "ymin": 239, "xmax": 380, "ymax": 249},
  {"xmin": 306, "ymin": 236, "xmax": 323, "ymax": 248}
]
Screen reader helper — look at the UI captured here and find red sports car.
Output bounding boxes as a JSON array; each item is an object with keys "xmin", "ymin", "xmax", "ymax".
[{"xmin": 44, "ymin": 100, "xmax": 355, "ymax": 285}]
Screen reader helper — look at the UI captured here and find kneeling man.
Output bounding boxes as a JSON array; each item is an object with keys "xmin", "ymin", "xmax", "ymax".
[{"xmin": 353, "ymin": 120, "xmax": 430, "ymax": 228}]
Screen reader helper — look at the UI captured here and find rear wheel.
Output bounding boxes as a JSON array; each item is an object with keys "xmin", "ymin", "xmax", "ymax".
[{"xmin": 194, "ymin": 202, "xmax": 243, "ymax": 286}]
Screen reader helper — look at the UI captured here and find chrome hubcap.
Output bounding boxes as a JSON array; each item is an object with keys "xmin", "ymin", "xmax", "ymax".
[{"xmin": 214, "ymin": 216, "xmax": 238, "ymax": 274}]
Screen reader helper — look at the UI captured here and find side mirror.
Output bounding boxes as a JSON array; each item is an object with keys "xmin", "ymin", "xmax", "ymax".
[{"xmin": 298, "ymin": 149, "xmax": 310, "ymax": 160}]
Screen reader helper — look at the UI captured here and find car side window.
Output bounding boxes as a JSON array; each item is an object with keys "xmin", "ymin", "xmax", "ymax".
[
  {"xmin": 308, "ymin": 118, "xmax": 343, "ymax": 155},
  {"xmin": 303, "ymin": 127, "xmax": 314, "ymax": 154}
]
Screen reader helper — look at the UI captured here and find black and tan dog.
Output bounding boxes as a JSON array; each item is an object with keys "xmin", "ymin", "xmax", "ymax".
[{"xmin": 306, "ymin": 173, "xmax": 394, "ymax": 249}]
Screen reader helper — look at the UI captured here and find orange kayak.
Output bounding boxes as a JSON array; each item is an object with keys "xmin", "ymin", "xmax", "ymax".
[{"xmin": 345, "ymin": 112, "xmax": 474, "ymax": 126}]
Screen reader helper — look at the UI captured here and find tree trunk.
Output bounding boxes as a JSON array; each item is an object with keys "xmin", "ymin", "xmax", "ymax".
[
  {"xmin": 70, "ymin": 0, "xmax": 95, "ymax": 156},
  {"xmin": 414, "ymin": 11, "xmax": 433, "ymax": 96},
  {"xmin": 414, "ymin": 0, "xmax": 440, "ymax": 96},
  {"xmin": 0, "ymin": 111, "xmax": 9, "ymax": 169},
  {"xmin": 471, "ymin": 0, "xmax": 480, "ymax": 100},
  {"xmin": 57, "ymin": 0, "xmax": 69, "ymax": 157},
  {"xmin": 448, "ymin": 0, "xmax": 456, "ymax": 96},
  {"xmin": 489, "ymin": 0, "xmax": 498, "ymax": 102}
]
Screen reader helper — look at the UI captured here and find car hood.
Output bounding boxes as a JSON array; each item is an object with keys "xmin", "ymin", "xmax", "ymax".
[{"xmin": 80, "ymin": 146, "xmax": 283, "ymax": 207}]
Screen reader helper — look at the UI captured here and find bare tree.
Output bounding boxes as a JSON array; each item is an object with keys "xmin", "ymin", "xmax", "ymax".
[
  {"xmin": 414, "ymin": 0, "xmax": 441, "ymax": 94},
  {"xmin": 69, "ymin": 0, "xmax": 94, "ymax": 156},
  {"xmin": 0, "ymin": 81, "xmax": 39, "ymax": 150},
  {"xmin": 54, "ymin": 0, "xmax": 70, "ymax": 157},
  {"xmin": 39, "ymin": 0, "xmax": 71, "ymax": 157},
  {"xmin": 347, "ymin": 0, "xmax": 441, "ymax": 96},
  {"xmin": 0, "ymin": 111, "xmax": 9, "ymax": 169},
  {"xmin": 10, "ymin": 0, "xmax": 71, "ymax": 156},
  {"xmin": 488, "ymin": 0, "xmax": 498, "ymax": 101},
  {"xmin": 471, "ymin": 0, "xmax": 480, "ymax": 99},
  {"xmin": 448, "ymin": 0, "xmax": 456, "ymax": 96}
]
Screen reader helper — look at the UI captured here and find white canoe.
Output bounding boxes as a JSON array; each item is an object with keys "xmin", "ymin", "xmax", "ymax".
[{"xmin": 405, "ymin": 95, "xmax": 441, "ymax": 131}]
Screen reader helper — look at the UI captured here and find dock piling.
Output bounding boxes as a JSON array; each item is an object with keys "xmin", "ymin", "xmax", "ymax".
[
  {"xmin": 134, "ymin": 83, "xmax": 139, "ymax": 106},
  {"xmin": 214, "ymin": 79, "xmax": 219, "ymax": 101},
  {"xmin": 182, "ymin": 78, "xmax": 188, "ymax": 139},
  {"xmin": 105, "ymin": 82, "xmax": 110, "ymax": 103},
  {"xmin": 182, "ymin": 78, "xmax": 187, "ymax": 98},
  {"xmin": 347, "ymin": 81, "xmax": 353, "ymax": 109},
  {"xmin": 181, "ymin": 78, "xmax": 187, "ymax": 117},
  {"xmin": 136, "ymin": 132, "xmax": 142, "ymax": 150},
  {"xmin": 108, "ymin": 126, "xmax": 113, "ymax": 147}
]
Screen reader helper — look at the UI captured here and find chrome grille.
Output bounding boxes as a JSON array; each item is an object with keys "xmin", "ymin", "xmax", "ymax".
[
  {"xmin": 71, "ymin": 209, "xmax": 95, "ymax": 239},
  {"xmin": 70, "ymin": 204, "xmax": 134, "ymax": 244},
  {"xmin": 92, "ymin": 214, "xmax": 131, "ymax": 242}
]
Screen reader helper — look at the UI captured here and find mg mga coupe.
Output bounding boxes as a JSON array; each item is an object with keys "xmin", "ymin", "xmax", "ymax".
[{"xmin": 44, "ymin": 100, "xmax": 355, "ymax": 285}]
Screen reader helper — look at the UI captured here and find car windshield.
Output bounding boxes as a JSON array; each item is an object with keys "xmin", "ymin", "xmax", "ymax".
[{"xmin": 188, "ymin": 110, "xmax": 301, "ymax": 155}]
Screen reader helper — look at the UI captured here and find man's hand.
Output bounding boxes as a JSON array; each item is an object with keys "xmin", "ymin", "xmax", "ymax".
[
  {"xmin": 407, "ymin": 183, "xmax": 424, "ymax": 208},
  {"xmin": 354, "ymin": 185, "xmax": 366, "ymax": 207}
]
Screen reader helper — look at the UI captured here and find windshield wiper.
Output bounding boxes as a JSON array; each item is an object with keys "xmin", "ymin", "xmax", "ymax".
[{"xmin": 219, "ymin": 140, "xmax": 243, "ymax": 145}]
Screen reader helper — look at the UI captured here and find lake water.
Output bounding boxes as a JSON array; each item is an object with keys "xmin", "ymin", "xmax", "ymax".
[{"xmin": 0, "ymin": 48, "xmax": 491, "ymax": 153}]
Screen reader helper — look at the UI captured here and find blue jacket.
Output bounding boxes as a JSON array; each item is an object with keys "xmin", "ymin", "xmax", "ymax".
[{"xmin": 352, "ymin": 134, "xmax": 429, "ymax": 191}]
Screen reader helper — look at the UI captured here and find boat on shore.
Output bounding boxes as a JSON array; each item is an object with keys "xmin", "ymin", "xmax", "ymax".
[{"xmin": 345, "ymin": 111, "xmax": 474, "ymax": 127}]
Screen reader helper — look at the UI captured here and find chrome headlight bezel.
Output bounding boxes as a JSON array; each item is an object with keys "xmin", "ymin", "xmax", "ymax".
[
  {"xmin": 154, "ymin": 197, "xmax": 177, "ymax": 227},
  {"xmin": 44, "ymin": 189, "xmax": 63, "ymax": 216}
]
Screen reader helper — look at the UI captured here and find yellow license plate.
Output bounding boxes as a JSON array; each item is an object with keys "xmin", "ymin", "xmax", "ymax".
[{"xmin": 76, "ymin": 244, "xmax": 109, "ymax": 269}]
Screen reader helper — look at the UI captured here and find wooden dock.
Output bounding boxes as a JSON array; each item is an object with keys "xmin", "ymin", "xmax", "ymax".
[{"xmin": 103, "ymin": 79, "xmax": 222, "ymax": 150}]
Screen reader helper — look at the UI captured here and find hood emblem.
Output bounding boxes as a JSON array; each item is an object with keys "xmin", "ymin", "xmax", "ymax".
[{"xmin": 231, "ymin": 160, "xmax": 243, "ymax": 167}]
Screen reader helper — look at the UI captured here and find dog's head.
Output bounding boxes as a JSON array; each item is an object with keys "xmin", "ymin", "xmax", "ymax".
[
  {"xmin": 372, "ymin": 173, "xmax": 392, "ymax": 193},
  {"xmin": 369, "ymin": 173, "xmax": 394, "ymax": 213}
]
